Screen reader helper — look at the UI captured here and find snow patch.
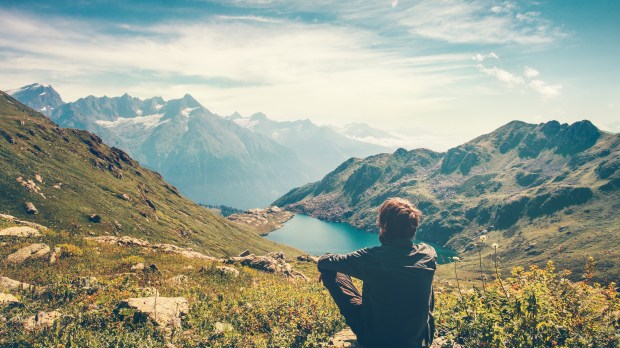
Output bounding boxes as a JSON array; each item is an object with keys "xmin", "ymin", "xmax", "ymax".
[
  {"xmin": 233, "ymin": 117, "xmax": 259, "ymax": 129},
  {"xmin": 155, "ymin": 104, "xmax": 164, "ymax": 111},
  {"xmin": 95, "ymin": 113, "xmax": 168, "ymax": 130},
  {"xmin": 39, "ymin": 92, "xmax": 46, "ymax": 96},
  {"xmin": 136, "ymin": 109, "xmax": 143, "ymax": 116},
  {"xmin": 181, "ymin": 107, "xmax": 198, "ymax": 118}
]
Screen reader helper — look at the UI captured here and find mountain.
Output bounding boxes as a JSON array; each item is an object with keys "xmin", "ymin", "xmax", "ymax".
[
  {"xmin": 7, "ymin": 83, "xmax": 64, "ymax": 117},
  {"xmin": 275, "ymin": 120, "xmax": 620, "ymax": 282},
  {"xmin": 0, "ymin": 90, "xmax": 298, "ymax": 256},
  {"xmin": 47, "ymin": 93, "xmax": 310, "ymax": 209},
  {"xmin": 228, "ymin": 113, "xmax": 389, "ymax": 181}
]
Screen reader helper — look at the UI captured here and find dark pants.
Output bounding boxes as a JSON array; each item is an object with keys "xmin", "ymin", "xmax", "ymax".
[{"xmin": 320, "ymin": 269, "xmax": 365, "ymax": 343}]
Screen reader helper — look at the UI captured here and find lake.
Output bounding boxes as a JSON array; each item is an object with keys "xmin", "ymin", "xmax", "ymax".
[{"xmin": 265, "ymin": 214, "xmax": 455, "ymax": 264}]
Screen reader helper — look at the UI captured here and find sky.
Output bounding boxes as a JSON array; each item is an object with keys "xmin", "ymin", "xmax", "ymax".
[{"xmin": 0, "ymin": 0, "xmax": 618, "ymax": 150}]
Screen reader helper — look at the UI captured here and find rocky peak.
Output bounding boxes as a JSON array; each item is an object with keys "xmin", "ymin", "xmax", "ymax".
[{"xmin": 7, "ymin": 83, "xmax": 64, "ymax": 117}]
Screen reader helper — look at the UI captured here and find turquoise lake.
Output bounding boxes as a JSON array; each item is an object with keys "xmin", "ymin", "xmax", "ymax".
[{"xmin": 265, "ymin": 214, "xmax": 455, "ymax": 264}]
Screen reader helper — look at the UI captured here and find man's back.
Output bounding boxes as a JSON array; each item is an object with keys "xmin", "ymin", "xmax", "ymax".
[{"xmin": 318, "ymin": 242, "xmax": 437, "ymax": 348}]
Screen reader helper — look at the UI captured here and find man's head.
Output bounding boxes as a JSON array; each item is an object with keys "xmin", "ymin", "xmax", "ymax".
[{"xmin": 377, "ymin": 197, "xmax": 422, "ymax": 243}]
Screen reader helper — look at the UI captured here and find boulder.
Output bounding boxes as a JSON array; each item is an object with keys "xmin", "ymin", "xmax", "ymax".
[
  {"xmin": 25, "ymin": 202, "xmax": 38, "ymax": 214},
  {"xmin": 89, "ymin": 214, "xmax": 101, "ymax": 223},
  {"xmin": 167, "ymin": 274, "xmax": 189, "ymax": 286},
  {"xmin": 117, "ymin": 297, "xmax": 189, "ymax": 328},
  {"xmin": 24, "ymin": 310, "xmax": 62, "ymax": 331},
  {"xmin": 131, "ymin": 263, "xmax": 146, "ymax": 271},
  {"xmin": 240, "ymin": 255, "xmax": 280, "ymax": 273},
  {"xmin": 7, "ymin": 243, "xmax": 51, "ymax": 263},
  {"xmin": 49, "ymin": 247, "xmax": 61, "ymax": 264},
  {"xmin": 297, "ymin": 255, "xmax": 319, "ymax": 263},
  {"xmin": 0, "ymin": 293, "xmax": 21, "ymax": 307},
  {"xmin": 238, "ymin": 250, "xmax": 251, "ymax": 257},
  {"xmin": 215, "ymin": 266, "xmax": 240, "ymax": 278},
  {"xmin": 0, "ymin": 226, "xmax": 40, "ymax": 237},
  {"xmin": 0, "ymin": 277, "xmax": 34, "ymax": 292}
]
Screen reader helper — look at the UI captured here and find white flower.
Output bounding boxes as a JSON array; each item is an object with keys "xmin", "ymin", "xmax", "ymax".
[
  {"xmin": 492, "ymin": 243, "xmax": 499, "ymax": 249},
  {"xmin": 479, "ymin": 235, "xmax": 488, "ymax": 242},
  {"xmin": 452, "ymin": 256, "xmax": 461, "ymax": 262}
]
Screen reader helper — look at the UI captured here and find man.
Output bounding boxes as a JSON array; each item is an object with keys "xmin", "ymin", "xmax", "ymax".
[{"xmin": 318, "ymin": 197, "xmax": 436, "ymax": 348}]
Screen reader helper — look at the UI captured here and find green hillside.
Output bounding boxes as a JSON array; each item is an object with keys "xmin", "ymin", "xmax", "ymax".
[
  {"xmin": 275, "ymin": 120, "xmax": 620, "ymax": 283},
  {"xmin": 0, "ymin": 91, "xmax": 298, "ymax": 257}
]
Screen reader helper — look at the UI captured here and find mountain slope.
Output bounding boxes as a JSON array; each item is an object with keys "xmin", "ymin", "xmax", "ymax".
[
  {"xmin": 275, "ymin": 120, "xmax": 620, "ymax": 282},
  {"xmin": 48, "ymin": 93, "xmax": 310, "ymax": 209},
  {"xmin": 7, "ymin": 83, "xmax": 64, "ymax": 117},
  {"xmin": 228, "ymin": 113, "xmax": 389, "ymax": 181},
  {"xmin": 0, "ymin": 91, "xmax": 298, "ymax": 257}
]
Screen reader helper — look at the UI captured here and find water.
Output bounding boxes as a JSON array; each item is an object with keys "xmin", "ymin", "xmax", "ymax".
[{"xmin": 265, "ymin": 214, "xmax": 455, "ymax": 264}]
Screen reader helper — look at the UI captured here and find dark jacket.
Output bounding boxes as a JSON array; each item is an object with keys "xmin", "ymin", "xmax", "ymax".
[{"xmin": 318, "ymin": 240, "xmax": 437, "ymax": 348}]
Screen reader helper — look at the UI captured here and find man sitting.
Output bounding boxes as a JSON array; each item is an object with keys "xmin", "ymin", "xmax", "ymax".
[{"xmin": 318, "ymin": 197, "xmax": 436, "ymax": 348}]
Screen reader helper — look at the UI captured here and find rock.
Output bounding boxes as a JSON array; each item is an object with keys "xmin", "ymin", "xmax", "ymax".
[
  {"xmin": 34, "ymin": 174, "xmax": 43, "ymax": 183},
  {"xmin": 89, "ymin": 214, "xmax": 101, "ymax": 223},
  {"xmin": 0, "ymin": 277, "xmax": 34, "ymax": 292},
  {"xmin": 7, "ymin": 243, "xmax": 51, "ymax": 263},
  {"xmin": 215, "ymin": 266, "xmax": 240, "ymax": 278},
  {"xmin": 0, "ymin": 226, "xmax": 40, "ymax": 237},
  {"xmin": 327, "ymin": 328, "xmax": 359, "ymax": 347},
  {"xmin": 118, "ymin": 193, "xmax": 131, "ymax": 201},
  {"xmin": 52, "ymin": 183, "xmax": 62, "ymax": 189},
  {"xmin": 24, "ymin": 310, "xmax": 62, "ymax": 331},
  {"xmin": 266, "ymin": 251, "xmax": 286, "ymax": 261},
  {"xmin": 0, "ymin": 293, "xmax": 21, "ymax": 307},
  {"xmin": 131, "ymin": 262, "xmax": 145, "ymax": 271},
  {"xmin": 239, "ymin": 250, "xmax": 251, "ymax": 257},
  {"xmin": 167, "ymin": 275, "xmax": 189, "ymax": 286},
  {"xmin": 145, "ymin": 263, "xmax": 160, "ymax": 274},
  {"xmin": 117, "ymin": 297, "xmax": 189, "ymax": 328},
  {"xmin": 49, "ymin": 247, "xmax": 61, "ymax": 264},
  {"xmin": 240, "ymin": 255, "xmax": 280, "ymax": 273},
  {"xmin": 87, "ymin": 236, "xmax": 217, "ymax": 261},
  {"xmin": 297, "ymin": 255, "xmax": 319, "ymax": 263},
  {"xmin": 25, "ymin": 202, "xmax": 38, "ymax": 214}
]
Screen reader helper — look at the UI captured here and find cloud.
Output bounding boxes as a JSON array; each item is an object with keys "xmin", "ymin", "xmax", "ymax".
[
  {"xmin": 524, "ymin": 66, "xmax": 540, "ymax": 78},
  {"xmin": 474, "ymin": 53, "xmax": 561, "ymax": 98},
  {"xmin": 472, "ymin": 52, "xmax": 499, "ymax": 63},
  {"xmin": 528, "ymin": 79, "xmax": 561, "ymax": 98},
  {"xmin": 477, "ymin": 65, "xmax": 524, "ymax": 86}
]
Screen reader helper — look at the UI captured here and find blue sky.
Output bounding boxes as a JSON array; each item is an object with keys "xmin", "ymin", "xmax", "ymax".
[{"xmin": 1, "ymin": 0, "xmax": 618, "ymax": 150}]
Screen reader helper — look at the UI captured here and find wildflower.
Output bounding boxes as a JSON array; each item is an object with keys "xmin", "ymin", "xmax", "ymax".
[
  {"xmin": 452, "ymin": 256, "xmax": 461, "ymax": 262},
  {"xmin": 492, "ymin": 243, "xmax": 499, "ymax": 249},
  {"xmin": 479, "ymin": 235, "xmax": 488, "ymax": 242}
]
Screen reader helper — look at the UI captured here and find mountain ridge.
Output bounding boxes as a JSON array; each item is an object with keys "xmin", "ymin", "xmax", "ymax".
[
  {"xmin": 0, "ymin": 90, "xmax": 299, "ymax": 257},
  {"xmin": 274, "ymin": 119, "xmax": 620, "ymax": 282}
]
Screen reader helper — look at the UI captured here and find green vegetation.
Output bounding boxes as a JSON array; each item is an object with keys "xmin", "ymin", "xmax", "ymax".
[
  {"xmin": 436, "ymin": 259, "xmax": 620, "ymax": 347},
  {"xmin": 0, "ymin": 223, "xmax": 344, "ymax": 347},
  {"xmin": 0, "ymin": 91, "xmax": 299, "ymax": 257}
]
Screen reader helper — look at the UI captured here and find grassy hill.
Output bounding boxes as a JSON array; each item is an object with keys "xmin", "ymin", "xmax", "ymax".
[
  {"xmin": 1, "ymin": 216, "xmax": 618, "ymax": 347},
  {"xmin": 0, "ymin": 91, "xmax": 299, "ymax": 257},
  {"xmin": 275, "ymin": 120, "xmax": 620, "ymax": 283}
]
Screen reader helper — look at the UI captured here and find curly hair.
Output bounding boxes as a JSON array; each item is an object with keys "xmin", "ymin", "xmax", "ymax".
[{"xmin": 377, "ymin": 197, "xmax": 422, "ymax": 241}]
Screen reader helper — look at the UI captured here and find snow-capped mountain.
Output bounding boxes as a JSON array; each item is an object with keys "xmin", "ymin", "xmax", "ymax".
[
  {"xmin": 6, "ymin": 83, "xmax": 64, "ymax": 117},
  {"xmin": 47, "ymin": 93, "xmax": 310, "ymax": 209},
  {"xmin": 227, "ymin": 113, "xmax": 390, "ymax": 181}
]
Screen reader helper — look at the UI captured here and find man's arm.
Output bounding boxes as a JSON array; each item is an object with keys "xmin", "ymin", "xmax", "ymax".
[{"xmin": 317, "ymin": 248, "xmax": 371, "ymax": 280}]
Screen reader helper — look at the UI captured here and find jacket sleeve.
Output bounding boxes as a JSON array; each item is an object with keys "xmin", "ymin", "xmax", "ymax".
[{"xmin": 317, "ymin": 248, "xmax": 371, "ymax": 280}]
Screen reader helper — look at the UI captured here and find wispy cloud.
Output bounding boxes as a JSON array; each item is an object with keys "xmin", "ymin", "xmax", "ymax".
[{"xmin": 473, "ymin": 52, "xmax": 561, "ymax": 98}]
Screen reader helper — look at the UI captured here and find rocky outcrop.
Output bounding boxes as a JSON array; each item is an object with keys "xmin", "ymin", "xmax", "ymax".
[
  {"xmin": 215, "ymin": 266, "xmax": 240, "ymax": 278},
  {"xmin": 0, "ymin": 214, "xmax": 48, "ymax": 231},
  {"xmin": 227, "ymin": 206, "xmax": 294, "ymax": 235},
  {"xmin": 0, "ymin": 277, "xmax": 34, "ymax": 292},
  {"xmin": 7, "ymin": 243, "xmax": 51, "ymax": 263},
  {"xmin": 0, "ymin": 226, "xmax": 41, "ymax": 237},
  {"xmin": 225, "ymin": 253, "xmax": 307, "ymax": 281},
  {"xmin": 86, "ymin": 235, "xmax": 217, "ymax": 260},
  {"xmin": 24, "ymin": 310, "xmax": 62, "ymax": 331},
  {"xmin": 116, "ymin": 297, "xmax": 189, "ymax": 328},
  {"xmin": 0, "ymin": 293, "xmax": 21, "ymax": 308}
]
